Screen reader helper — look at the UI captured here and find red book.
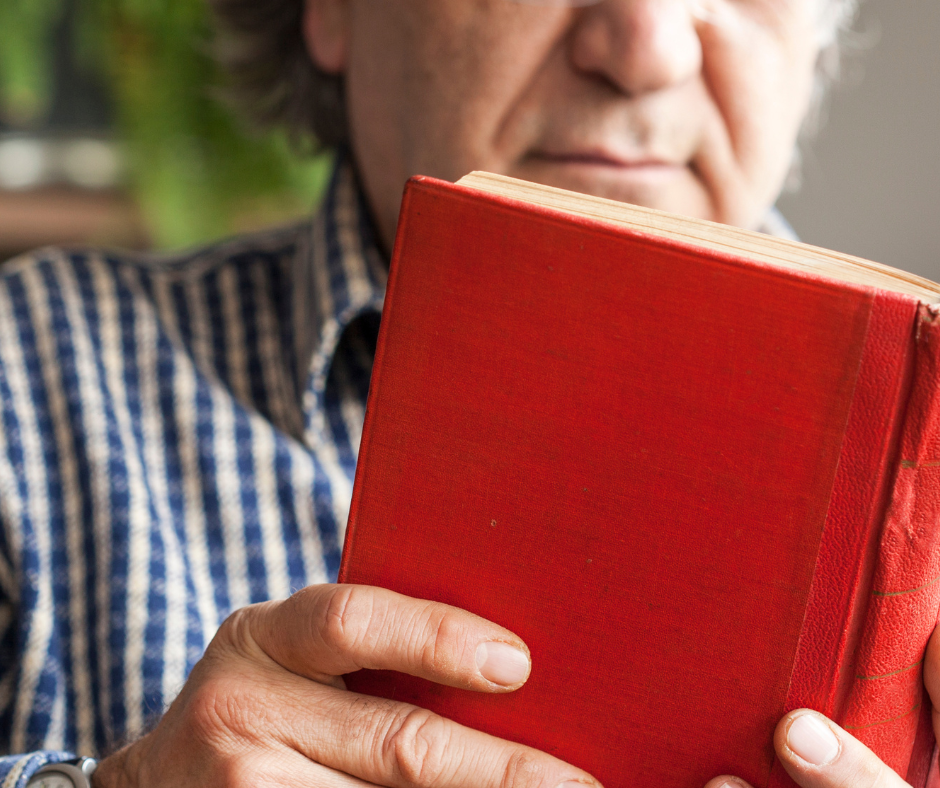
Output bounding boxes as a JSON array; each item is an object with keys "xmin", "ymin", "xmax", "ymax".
[{"xmin": 338, "ymin": 173, "xmax": 940, "ymax": 788}]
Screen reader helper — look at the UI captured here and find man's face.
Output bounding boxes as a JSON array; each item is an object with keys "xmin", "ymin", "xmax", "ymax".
[{"xmin": 305, "ymin": 0, "xmax": 821, "ymax": 247}]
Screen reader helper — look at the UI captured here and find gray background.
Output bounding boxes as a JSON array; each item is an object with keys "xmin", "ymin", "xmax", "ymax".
[{"xmin": 776, "ymin": 0, "xmax": 939, "ymax": 281}]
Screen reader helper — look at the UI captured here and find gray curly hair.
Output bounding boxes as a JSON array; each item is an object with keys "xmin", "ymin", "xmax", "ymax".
[{"xmin": 208, "ymin": 0, "xmax": 860, "ymax": 150}]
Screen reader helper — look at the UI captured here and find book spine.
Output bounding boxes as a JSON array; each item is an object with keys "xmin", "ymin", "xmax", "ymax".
[
  {"xmin": 337, "ymin": 181, "xmax": 416, "ymax": 584},
  {"xmin": 781, "ymin": 291, "xmax": 916, "ymax": 736},
  {"xmin": 842, "ymin": 303, "xmax": 940, "ymax": 784}
]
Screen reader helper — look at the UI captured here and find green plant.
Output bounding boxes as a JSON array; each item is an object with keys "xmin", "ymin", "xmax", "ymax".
[
  {"xmin": 0, "ymin": 0, "xmax": 331, "ymax": 249},
  {"xmin": 0, "ymin": 0, "xmax": 67, "ymax": 124}
]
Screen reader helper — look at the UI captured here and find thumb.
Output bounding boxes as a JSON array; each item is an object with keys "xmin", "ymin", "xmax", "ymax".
[{"xmin": 773, "ymin": 709, "xmax": 911, "ymax": 788}]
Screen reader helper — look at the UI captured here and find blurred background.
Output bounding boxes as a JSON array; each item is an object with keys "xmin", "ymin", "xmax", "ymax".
[
  {"xmin": 0, "ymin": 0, "xmax": 330, "ymax": 260},
  {"xmin": 777, "ymin": 0, "xmax": 940, "ymax": 281},
  {"xmin": 0, "ymin": 0, "xmax": 936, "ymax": 281}
]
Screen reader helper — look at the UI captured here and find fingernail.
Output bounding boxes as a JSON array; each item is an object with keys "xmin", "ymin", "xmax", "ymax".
[
  {"xmin": 787, "ymin": 713, "xmax": 840, "ymax": 766},
  {"xmin": 475, "ymin": 641, "xmax": 530, "ymax": 686},
  {"xmin": 555, "ymin": 782, "xmax": 592, "ymax": 788}
]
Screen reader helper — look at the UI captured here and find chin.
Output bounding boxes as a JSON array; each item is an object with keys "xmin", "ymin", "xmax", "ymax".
[{"xmin": 508, "ymin": 160, "xmax": 716, "ymax": 222}]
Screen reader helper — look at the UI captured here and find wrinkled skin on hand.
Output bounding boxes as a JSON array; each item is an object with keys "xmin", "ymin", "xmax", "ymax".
[
  {"xmin": 92, "ymin": 584, "xmax": 940, "ymax": 788},
  {"xmin": 91, "ymin": 585, "xmax": 596, "ymax": 788}
]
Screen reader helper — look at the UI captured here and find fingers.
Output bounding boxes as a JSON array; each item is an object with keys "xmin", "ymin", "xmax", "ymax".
[
  {"xmin": 174, "ymin": 661, "xmax": 599, "ymax": 788},
  {"xmin": 191, "ymin": 585, "xmax": 597, "ymax": 788},
  {"xmin": 119, "ymin": 596, "xmax": 593, "ymax": 788},
  {"xmin": 231, "ymin": 584, "xmax": 531, "ymax": 692},
  {"xmin": 99, "ymin": 727, "xmax": 390, "ymax": 788},
  {"xmin": 923, "ymin": 625, "xmax": 940, "ymax": 739},
  {"xmin": 702, "ymin": 779, "xmax": 752, "ymax": 788},
  {"xmin": 271, "ymin": 756, "xmax": 384, "ymax": 788},
  {"xmin": 772, "ymin": 710, "xmax": 910, "ymax": 788},
  {"xmin": 284, "ymin": 682, "xmax": 600, "ymax": 788},
  {"xmin": 215, "ymin": 750, "xmax": 387, "ymax": 788},
  {"xmin": 706, "ymin": 710, "xmax": 912, "ymax": 788}
]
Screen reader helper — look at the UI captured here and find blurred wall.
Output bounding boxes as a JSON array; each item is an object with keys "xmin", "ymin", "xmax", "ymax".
[{"xmin": 776, "ymin": 0, "xmax": 940, "ymax": 281}]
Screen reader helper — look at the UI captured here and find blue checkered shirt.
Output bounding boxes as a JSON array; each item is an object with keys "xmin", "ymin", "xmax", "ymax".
[{"xmin": 0, "ymin": 160, "xmax": 387, "ymax": 785}]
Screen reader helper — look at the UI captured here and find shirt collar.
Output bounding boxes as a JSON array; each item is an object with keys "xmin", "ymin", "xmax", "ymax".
[
  {"xmin": 295, "ymin": 157, "xmax": 388, "ymax": 427},
  {"xmin": 760, "ymin": 207, "xmax": 799, "ymax": 241},
  {"xmin": 290, "ymin": 164, "xmax": 797, "ymax": 423}
]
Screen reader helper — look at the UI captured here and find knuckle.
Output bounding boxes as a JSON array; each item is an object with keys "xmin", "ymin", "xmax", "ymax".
[
  {"xmin": 926, "ymin": 632, "xmax": 940, "ymax": 701},
  {"xmin": 186, "ymin": 672, "xmax": 266, "ymax": 745},
  {"xmin": 501, "ymin": 748, "xmax": 551, "ymax": 788},
  {"xmin": 381, "ymin": 706, "xmax": 453, "ymax": 785},
  {"xmin": 210, "ymin": 753, "xmax": 289, "ymax": 788},
  {"xmin": 842, "ymin": 753, "xmax": 889, "ymax": 788},
  {"xmin": 210, "ymin": 603, "xmax": 271, "ymax": 659},
  {"xmin": 422, "ymin": 607, "xmax": 472, "ymax": 673},
  {"xmin": 212, "ymin": 757, "xmax": 261, "ymax": 788},
  {"xmin": 322, "ymin": 585, "xmax": 379, "ymax": 657}
]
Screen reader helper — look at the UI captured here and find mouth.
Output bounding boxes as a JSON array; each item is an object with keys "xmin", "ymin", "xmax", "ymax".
[{"xmin": 525, "ymin": 149, "xmax": 685, "ymax": 181}]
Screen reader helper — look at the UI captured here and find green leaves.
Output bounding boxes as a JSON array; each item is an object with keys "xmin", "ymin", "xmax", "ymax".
[
  {"xmin": 0, "ymin": 0, "xmax": 67, "ymax": 123},
  {"xmin": 0, "ymin": 0, "xmax": 331, "ymax": 249}
]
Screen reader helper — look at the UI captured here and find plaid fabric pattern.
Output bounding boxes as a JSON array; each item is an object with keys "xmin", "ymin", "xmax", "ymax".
[{"xmin": 0, "ymin": 160, "xmax": 386, "ymax": 785}]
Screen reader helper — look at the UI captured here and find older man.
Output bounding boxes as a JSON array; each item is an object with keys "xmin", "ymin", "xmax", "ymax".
[{"xmin": 0, "ymin": 1, "xmax": 930, "ymax": 788}]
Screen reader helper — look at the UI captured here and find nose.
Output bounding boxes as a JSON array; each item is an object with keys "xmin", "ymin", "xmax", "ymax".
[{"xmin": 568, "ymin": 0, "xmax": 703, "ymax": 96}]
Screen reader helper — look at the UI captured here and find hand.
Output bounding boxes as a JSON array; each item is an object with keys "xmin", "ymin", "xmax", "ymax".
[
  {"xmin": 705, "ymin": 624, "xmax": 940, "ymax": 788},
  {"xmin": 92, "ymin": 584, "xmax": 601, "ymax": 788},
  {"xmin": 703, "ymin": 710, "xmax": 911, "ymax": 788}
]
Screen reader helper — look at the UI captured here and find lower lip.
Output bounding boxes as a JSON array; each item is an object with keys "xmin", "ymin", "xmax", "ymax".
[{"xmin": 528, "ymin": 154, "xmax": 684, "ymax": 182}]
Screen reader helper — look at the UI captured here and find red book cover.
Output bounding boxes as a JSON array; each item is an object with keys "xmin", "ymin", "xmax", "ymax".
[{"xmin": 339, "ymin": 175, "xmax": 940, "ymax": 788}]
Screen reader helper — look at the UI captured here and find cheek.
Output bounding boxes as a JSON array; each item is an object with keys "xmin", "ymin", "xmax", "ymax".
[
  {"xmin": 696, "ymin": 2, "xmax": 819, "ymax": 216},
  {"xmin": 348, "ymin": 2, "xmax": 564, "ymax": 177},
  {"xmin": 343, "ymin": 2, "xmax": 492, "ymax": 243},
  {"xmin": 344, "ymin": 3, "xmax": 562, "ymax": 219}
]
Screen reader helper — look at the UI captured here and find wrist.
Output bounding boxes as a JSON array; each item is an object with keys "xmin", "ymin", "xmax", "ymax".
[{"xmin": 91, "ymin": 744, "xmax": 142, "ymax": 788}]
